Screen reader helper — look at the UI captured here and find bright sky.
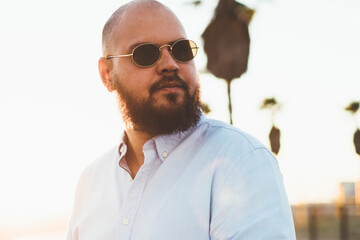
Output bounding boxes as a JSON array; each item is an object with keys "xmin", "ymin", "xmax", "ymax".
[{"xmin": 1, "ymin": 0, "xmax": 360, "ymax": 233}]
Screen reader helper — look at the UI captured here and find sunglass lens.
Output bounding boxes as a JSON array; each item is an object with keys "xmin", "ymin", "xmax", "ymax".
[
  {"xmin": 132, "ymin": 44, "xmax": 160, "ymax": 67},
  {"xmin": 172, "ymin": 40, "xmax": 198, "ymax": 62}
]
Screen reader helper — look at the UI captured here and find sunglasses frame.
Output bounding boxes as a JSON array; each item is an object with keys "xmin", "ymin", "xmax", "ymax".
[{"xmin": 106, "ymin": 39, "xmax": 199, "ymax": 67}]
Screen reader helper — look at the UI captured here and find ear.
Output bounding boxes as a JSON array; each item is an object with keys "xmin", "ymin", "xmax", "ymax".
[{"xmin": 98, "ymin": 57, "xmax": 115, "ymax": 92}]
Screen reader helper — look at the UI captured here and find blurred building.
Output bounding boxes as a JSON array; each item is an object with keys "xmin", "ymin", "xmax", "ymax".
[
  {"xmin": 337, "ymin": 181, "xmax": 360, "ymax": 216},
  {"xmin": 338, "ymin": 182, "xmax": 356, "ymax": 205},
  {"xmin": 356, "ymin": 180, "xmax": 360, "ymax": 206}
]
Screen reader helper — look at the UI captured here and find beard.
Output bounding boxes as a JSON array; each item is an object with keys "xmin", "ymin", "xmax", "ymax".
[{"xmin": 114, "ymin": 74, "xmax": 201, "ymax": 136}]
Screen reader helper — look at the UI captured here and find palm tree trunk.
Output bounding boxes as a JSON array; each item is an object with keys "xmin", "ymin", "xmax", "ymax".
[{"xmin": 227, "ymin": 81, "xmax": 233, "ymax": 125}]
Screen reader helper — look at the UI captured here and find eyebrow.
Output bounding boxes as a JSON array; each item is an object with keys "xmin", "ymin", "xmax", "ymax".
[
  {"xmin": 127, "ymin": 42, "xmax": 146, "ymax": 52},
  {"xmin": 126, "ymin": 38, "xmax": 185, "ymax": 53}
]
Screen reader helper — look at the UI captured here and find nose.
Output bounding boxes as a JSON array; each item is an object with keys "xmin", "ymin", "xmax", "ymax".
[{"xmin": 156, "ymin": 45, "xmax": 179, "ymax": 75}]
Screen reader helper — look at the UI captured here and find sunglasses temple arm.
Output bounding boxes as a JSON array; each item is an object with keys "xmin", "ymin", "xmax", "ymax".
[{"xmin": 107, "ymin": 54, "xmax": 133, "ymax": 59}]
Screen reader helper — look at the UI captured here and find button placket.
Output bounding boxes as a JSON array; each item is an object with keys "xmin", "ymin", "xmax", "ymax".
[{"xmin": 117, "ymin": 148, "xmax": 156, "ymax": 239}]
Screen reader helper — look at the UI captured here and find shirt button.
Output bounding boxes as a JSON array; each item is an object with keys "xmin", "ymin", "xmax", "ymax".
[
  {"xmin": 162, "ymin": 152, "xmax": 168, "ymax": 158},
  {"xmin": 122, "ymin": 218, "xmax": 129, "ymax": 226}
]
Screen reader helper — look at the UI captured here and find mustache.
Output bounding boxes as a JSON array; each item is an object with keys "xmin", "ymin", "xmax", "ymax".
[{"xmin": 149, "ymin": 75, "xmax": 189, "ymax": 95}]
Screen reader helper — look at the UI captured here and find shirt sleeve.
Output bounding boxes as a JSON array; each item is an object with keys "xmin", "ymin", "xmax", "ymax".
[
  {"xmin": 209, "ymin": 148, "xmax": 296, "ymax": 240},
  {"xmin": 65, "ymin": 167, "xmax": 91, "ymax": 240}
]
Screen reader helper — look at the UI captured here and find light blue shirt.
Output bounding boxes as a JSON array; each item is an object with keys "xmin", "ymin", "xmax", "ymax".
[{"xmin": 66, "ymin": 115, "xmax": 296, "ymax": 239}]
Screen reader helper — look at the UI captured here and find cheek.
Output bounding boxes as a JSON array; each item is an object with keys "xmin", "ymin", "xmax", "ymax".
[
  {"xmin": 183, "ymin": 64, "xmax": 198, "ymax": 90},
  {"xmin": 114, "ymin": 67, "xmax": 151, "ymax": 92}
]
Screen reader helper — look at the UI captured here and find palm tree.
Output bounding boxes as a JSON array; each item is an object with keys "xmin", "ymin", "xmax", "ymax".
[
  {"xmin": 200, "ymin": 102, "xmax": 211, "ymax": 115},
  {"xmin": 260, "ymin": 98, "xmax": 282, "ymax": 155},
  {"xmin": 345, "ymin": 101, "xmax": 360, "ymax": 156},
  {"xmin": 202, "ymin": 0, "xmax": 254, "ymax": 124}
]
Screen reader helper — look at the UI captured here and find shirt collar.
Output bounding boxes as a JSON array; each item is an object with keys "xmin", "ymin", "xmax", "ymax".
[
  {"xmin": 152, "ymin": 113, "xmax": 206, "ymax": 162},
  {"xmin": 117, "ymin": 113, "xmax": 206, "ymax": 164},
  {"xmin": 117, "ymin": 132, "xmax": 129, "ymax": 171}
]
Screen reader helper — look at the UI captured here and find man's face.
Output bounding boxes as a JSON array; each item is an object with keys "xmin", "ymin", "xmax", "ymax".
[{"xmin": 108, "ymin": 5, "xmax": 201, "ymax": 135}]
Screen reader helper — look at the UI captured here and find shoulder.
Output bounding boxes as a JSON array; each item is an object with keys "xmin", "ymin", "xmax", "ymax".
[
  {"xmin": 71, "ymin": 146, "xmax": 119, "ymax": 208},
  {"xmin": 197, "ymin": 118, "xmax": 268, "ymax": 155},
  {"xmin": 78, "ymin": 146, "xmax": 119, "ymax": 186},
  {"xmin": 193, "ymin": 117, "xmax": 279, "ymax": 178}
]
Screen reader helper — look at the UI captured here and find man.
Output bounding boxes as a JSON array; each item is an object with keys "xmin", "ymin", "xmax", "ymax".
[{"xmin": 66, "ymin": 0, "xmax": 296, "ymax": 239}]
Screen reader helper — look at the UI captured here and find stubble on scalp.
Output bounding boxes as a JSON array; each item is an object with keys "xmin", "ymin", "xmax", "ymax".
[{"xmin": 102, "ymin": 0, "xmax": 168, "ymax": 57}]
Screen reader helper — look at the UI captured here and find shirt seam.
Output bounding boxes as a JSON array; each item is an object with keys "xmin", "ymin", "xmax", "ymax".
[
  {"xmin": 214, "ymin": 146, "xmax": 270, "ymax": 190},
  {"xmin": 200, "ymin": 120, "xmax": 259, "ymax": 149}
]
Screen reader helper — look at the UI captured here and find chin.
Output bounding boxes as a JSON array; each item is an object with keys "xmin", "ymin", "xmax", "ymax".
[{"xmin": 153, "ymin": 93, "xmax": 184, "ymax": 106}]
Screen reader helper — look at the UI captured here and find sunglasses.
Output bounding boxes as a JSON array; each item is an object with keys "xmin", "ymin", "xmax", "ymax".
[{"xmin": 106, "ymin": 39, "xmax": 198, "ymax": 67}]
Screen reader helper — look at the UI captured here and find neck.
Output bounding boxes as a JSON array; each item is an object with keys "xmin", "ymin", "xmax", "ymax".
[{"xmin": 124, "ymin": 128, "xmax": 154, "ymax": 177}]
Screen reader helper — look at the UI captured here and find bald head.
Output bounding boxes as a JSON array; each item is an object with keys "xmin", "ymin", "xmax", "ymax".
[{"xmin": 102, "ymin": 0, "xmax": 183, "ymax": 57}]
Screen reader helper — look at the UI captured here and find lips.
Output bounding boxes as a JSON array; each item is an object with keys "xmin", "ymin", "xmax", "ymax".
[{"xmin": 157, "ymin": 82, "xmax": 183, "ymax": 90}]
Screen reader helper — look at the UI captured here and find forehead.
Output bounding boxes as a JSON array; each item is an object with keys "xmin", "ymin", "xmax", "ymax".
[{"xmin": 114, "ymin": 4, "xmax": 187, "ymax": 49}]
